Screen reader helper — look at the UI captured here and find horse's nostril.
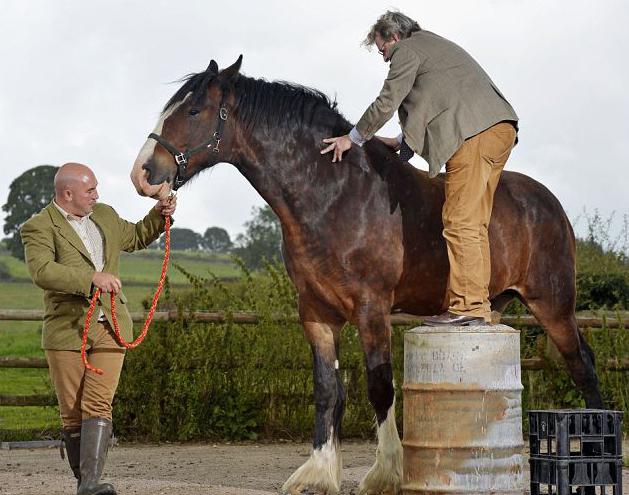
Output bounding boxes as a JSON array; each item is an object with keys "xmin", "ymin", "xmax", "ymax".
[
  {"xmin": 141, "ymin": 162, "xmax": 152, "ymax": 181},
  {"xmin": 141, "ymin": 160, "xmax": 170, "ymax": 186}
]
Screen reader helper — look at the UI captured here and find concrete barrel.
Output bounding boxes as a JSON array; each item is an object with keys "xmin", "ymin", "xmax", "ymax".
[{"xmin": 402, "ymin": 325, "xmax": 525, "ymax": 495}]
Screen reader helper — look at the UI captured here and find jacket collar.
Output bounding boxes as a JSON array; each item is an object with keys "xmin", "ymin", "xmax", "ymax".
[{"xmin": 45, "ymin": 202, "xmax": 95, "ymax": 265}]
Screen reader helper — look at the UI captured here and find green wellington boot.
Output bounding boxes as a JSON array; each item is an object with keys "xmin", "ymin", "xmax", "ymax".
[
  {"xmin": 77, "ymin": 418, "xmax": 117, "ymax": 495},
  {"xmin": 62, "ymin": 426, "xmax": 81, "ymax": 486}
]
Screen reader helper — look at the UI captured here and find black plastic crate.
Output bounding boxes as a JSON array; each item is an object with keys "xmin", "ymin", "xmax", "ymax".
[
  {"xmin": 529, "ymin": 409, "xmax": 623, "ymax": 459},
  {"xmin": 529, "ymin": 457, "xmax": 623, "ymax": 495}
]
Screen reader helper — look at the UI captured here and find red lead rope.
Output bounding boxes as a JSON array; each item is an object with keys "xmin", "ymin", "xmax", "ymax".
[{"xmin": 81, "ymin": 216, "xmax": 171, "ymax": 374}]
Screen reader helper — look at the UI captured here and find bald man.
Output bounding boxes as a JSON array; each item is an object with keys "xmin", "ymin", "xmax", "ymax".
[{"xmin": 20, "ymin": 163, "xmax": 175, "ymax": 495}]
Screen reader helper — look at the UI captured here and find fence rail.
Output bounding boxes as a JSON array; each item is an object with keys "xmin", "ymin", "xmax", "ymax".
[
  {"xmin": 1, "ymin": 356, "xmax": 628, "ymax": 373},
  {"xmin": 0, "ymin": 309, "xmax": 627, "ymax": 329},
  {"xmin": 1, "ymin": 309, "xmax": 626, "ymax": 408}
]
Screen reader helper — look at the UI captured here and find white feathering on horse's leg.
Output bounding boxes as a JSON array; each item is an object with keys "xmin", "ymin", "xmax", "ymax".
[
  {"xmin": 359, "ymin": 399, "xmax": 403, "ymax": 495},
  {"xmin": 282, "ymin": 433, "xmax": 342, "ymax": 495}
]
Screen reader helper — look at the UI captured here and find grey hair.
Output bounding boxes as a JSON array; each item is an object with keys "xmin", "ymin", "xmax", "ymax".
[{"xmin": 362, "ymin": 10, "xmax": 421, "ymax": 47}]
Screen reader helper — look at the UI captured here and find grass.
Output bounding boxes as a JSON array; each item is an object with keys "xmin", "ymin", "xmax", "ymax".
[
  {"xmin": 0, "ymin": 322, "xmax": 43, "ymax": 358},
  {"xmin": 0, "ymin": 250, "xmax": 240, "ymax": 285},
  {"xmin": 0, "ymin": 249, "xmax": 239, "ymax": 440},
  {"xmin": 0, "ymin": 368, "xmax": 51, "ymax": 395},
  {"xmin": 0, "ymin": 283, "xmax": 193, "ymax": 361},
  {"xmin": 0, "ymin": 407, "xmax": 59, "ymax": 436},
  {"xmin": 0, "ymin": 253, "xmax": 31, "ymax": 279},
  {"xmin": 118, "ymin": 250, "xmax": 239, "ymax": 284},
  {"xmin": 0, "ymin": 370, "xmax": 58, "ymax": 441},
  {"xmin": 0, "ymin": 248, "xmax": 240, "ymax": 359}
]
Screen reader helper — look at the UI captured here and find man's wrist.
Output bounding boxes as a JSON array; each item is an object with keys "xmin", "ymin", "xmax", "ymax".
[{"xmin": 349, "ymin": 127, "xmax": 366, "ymax": 147}]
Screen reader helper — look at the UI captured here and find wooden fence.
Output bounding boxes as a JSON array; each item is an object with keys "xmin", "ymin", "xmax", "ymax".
[{"xmin": 1, "ymin": 310, "xmax": 627, "ymax": 407}]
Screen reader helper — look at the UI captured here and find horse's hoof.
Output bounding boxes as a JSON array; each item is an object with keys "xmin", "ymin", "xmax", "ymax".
[{"xmin": 285, "ymin": 485, "xmax": 326, "ymax": 495}]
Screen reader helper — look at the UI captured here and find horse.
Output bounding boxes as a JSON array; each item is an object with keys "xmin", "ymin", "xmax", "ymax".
[{"xmin": 130, "ymin": 56, "xmax": 603, "ymax": 495}]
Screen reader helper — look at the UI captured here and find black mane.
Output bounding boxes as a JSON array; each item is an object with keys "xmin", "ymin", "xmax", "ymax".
[
  {"xmin": 233, "ymin": 76, "xmax": 352, "ymax": 136},
  {"xmin": 164, "ymin": 70, "xmax": 352, "ymax": 136},
  {"xmin": 163, "ymin": 70, "xmax": 216, "ymax": 113}
]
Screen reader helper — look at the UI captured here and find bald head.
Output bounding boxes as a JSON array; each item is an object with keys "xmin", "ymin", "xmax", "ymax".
[
  {"xmin": 54, "ymin": 163, "xmax": 95, "ymax": 195},
  {"xmin": 54, "ymin": 163, "xmax": 99, "ymax": 217}
]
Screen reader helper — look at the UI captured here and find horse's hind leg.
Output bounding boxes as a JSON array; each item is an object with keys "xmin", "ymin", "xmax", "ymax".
[
  {"xmin": 523, "ymin": 295, "xmax": 604, "ymax": 408},
  {"xmin": 282, "ymin": 316, "xmax": 345, "ymax": 495},
  {"xmin": 356, "ymin": 305, "xmax": 402, "ymax": 495}
]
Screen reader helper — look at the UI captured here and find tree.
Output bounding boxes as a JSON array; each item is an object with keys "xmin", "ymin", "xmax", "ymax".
[
  {"xmin": 202, "ymin": 226, "xmax": 233, "ymax": 253},
  {"xmin": 2, "ymin": 165, "xmax": 58, "ymax": 260},
  {"xmin": 158, "ymin": 227, "xmax": 202, "ymax": 250},
  {"xmin": 233, "ymin": 205, "xmax": 282, "ymax": 268}
]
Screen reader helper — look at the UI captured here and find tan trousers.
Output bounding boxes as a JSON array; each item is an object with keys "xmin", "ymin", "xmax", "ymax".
[
  {"xmin": 443, "ymin": 121, "xmax": 517, "ymax": 321},
  {"xmin": 45, "ymin": 321, "xmax": 125, "ymax": 428}
]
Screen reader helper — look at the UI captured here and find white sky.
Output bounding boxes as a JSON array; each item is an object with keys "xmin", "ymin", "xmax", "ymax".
[{"xmin": 1, "ymin": 0, "xmax": 627, "ymax": 241}]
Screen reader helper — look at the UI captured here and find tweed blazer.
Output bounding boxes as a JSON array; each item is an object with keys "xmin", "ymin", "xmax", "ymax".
[
  {"xmin": 20, "ymin": 202, "xmax": 166, "ymax": 350},
  {"xmin": 355, "ymin": 30, "xmax": 518, "ymax": 177}
]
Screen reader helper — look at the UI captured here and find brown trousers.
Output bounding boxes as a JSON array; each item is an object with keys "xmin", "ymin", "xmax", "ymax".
[
  {"xmin": 45, "ymin": 321, "xmax": 125, "ymax": 428},
  {"xmin": 443, "ymin": 121, "xmax": 517, "ymax": 321}
]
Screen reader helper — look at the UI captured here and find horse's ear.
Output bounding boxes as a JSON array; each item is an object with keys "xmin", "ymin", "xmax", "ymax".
[
  {"xmin": 207, "ymin": 60, "xmax": 219, "ymax": 74},
  {"xmin": 218, "ymin": 55, "xmax": 243, "ymax": 82}
]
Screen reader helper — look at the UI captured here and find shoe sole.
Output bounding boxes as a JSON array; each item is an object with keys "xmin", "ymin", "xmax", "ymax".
[{"xmin": 423, "ymin": 319, "xmax": 488, "ymax": 327}]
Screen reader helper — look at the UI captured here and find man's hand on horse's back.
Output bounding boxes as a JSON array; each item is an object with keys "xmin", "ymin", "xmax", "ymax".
[
  {"xmin": 92, "ymin": 272, "xmax": 122, "ymax": 294},
  {"xmin": 321, "ymin": 134, "xmax": 352, "ymax": 163},
  {"xmin": 154, "ymin": 195, "xmax": 177, "ymax": 217}
]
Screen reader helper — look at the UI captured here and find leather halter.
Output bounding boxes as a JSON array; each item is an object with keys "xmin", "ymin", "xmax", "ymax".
[{"xmin": 147, "ymin": 93, "xmax": 229, "ymax": 190}]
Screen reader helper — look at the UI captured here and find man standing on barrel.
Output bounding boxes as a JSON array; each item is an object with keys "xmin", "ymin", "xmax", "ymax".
[
  {"xmin": 322, "ymin": 10, "xmax": 518, "ymax": 326},
  {"xmin": 20, "ymin": 162, "xmax": 175, "ymax": 495}
]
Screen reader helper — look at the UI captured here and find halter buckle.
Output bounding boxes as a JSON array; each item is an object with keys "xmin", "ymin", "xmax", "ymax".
[
  {"xmin": 212, "ymin": 131, "xmax": 221, "ymax": 153},
  {"xmin": 174, "ymin": 153, "xmax": 187, "ymax": 166},
  {"xmin": 219, "ymin": 107, "xmax": 228, "ymax": 120}
]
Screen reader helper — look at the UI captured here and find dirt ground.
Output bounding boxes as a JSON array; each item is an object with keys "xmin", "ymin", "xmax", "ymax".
[{"xmin": 1, "ymin": 440, "xmax": 627, "ymax": 495}]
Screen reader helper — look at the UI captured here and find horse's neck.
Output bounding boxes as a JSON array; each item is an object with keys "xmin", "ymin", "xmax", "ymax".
[{"xmin": 234, "ymin": 142, "xmax": 372, "ymax": 234}]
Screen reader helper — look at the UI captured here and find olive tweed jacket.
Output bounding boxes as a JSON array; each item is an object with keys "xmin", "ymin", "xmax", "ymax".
[
  {"xmin": 20, "ymin": 202, "xmax": 166, "ymax": 350},
  {"xmin": 355, "ymin": 30, "xmax": 518, "ymax": 177}
]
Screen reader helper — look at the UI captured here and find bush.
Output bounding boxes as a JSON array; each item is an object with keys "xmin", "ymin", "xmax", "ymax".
[
  {"xmin": 112, "ymin": 257, "xmax": 629, "ymax": 442},
  {"xmin": 0, "ymin": 260, "xmax": 13, "ymax": 281},
  {"xmin": 574, "ymin": 211, "xmax": 628, "ymax": 310},
  {"xmin": 113, "ymin": 259, "xmax": 390, "ymax": 441},
  {"xmin": 576, "ymin": 272, "xmax": 629, "ymax": 310}
]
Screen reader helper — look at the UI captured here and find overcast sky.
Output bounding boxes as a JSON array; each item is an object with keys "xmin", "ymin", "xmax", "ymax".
[{"xmin": 1, "ymin": 0, "xmax": 627, "ymax": 242}]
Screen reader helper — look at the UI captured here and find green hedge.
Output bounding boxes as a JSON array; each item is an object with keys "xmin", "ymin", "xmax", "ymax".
[
  {"xmin": 114, "ymin": 261, "xmax": 384, "ymax": 440},
  {"xmin": 576, "ymin": 272, "xmax": 628, "ymax": 310},
  {"xmin": 0, "ymin": 260, "xmax": 13, "ymax": 281},
  {"xmin": 112, "ymin": 261, "xmax": 629, "ymax": 441}
]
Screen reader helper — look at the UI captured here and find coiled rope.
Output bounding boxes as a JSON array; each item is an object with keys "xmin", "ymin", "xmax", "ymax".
[{"xmin": 81, "ymin": 215, "xmax": 171, "ymax": 374}]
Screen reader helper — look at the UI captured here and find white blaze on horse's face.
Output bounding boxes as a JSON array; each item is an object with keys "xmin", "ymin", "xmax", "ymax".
[{"xmin": 130, "ymin": 92, "xmax": 192, "ymax": 199}]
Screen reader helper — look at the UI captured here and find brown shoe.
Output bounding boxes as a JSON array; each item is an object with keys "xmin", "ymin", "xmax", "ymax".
[{"xmin": 423, "ymin": 311, "xmax": 488, "ymax": 327}]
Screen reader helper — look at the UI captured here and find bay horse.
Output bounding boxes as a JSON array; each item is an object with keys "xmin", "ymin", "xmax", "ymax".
[{"xmin": 130, "ymin": 57, "xmax": 603, "ymax": 495}]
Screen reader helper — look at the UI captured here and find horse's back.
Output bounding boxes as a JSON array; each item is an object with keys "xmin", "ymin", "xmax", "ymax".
[{"xmin": 388, "ymin": 165, "xmax": 575, "ymax": 312}]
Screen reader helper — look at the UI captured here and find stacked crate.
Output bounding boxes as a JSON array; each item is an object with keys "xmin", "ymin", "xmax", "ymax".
[{"xmin": 528, "ymin": 409, "xmax": 623, "ymax": 494}]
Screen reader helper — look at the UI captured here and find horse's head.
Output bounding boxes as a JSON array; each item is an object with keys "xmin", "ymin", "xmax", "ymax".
[{"xmin": 131, "ymin": 56, "xmax": 243, "ymax": 199}]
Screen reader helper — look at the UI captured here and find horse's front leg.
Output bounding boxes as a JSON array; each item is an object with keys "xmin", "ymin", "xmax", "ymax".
[
  {"xmin": 357, "ymin": 309, "xmax": 402, "ymax": 495},
  {"xmin": 282, "ymin": 319, "xmax": 345, "ymax": 495}
]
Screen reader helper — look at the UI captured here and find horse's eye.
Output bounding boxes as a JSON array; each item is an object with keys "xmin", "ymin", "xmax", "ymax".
[{"xmin": 188, "ymin": 108, "xmax": 200, "ymax": 116}]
